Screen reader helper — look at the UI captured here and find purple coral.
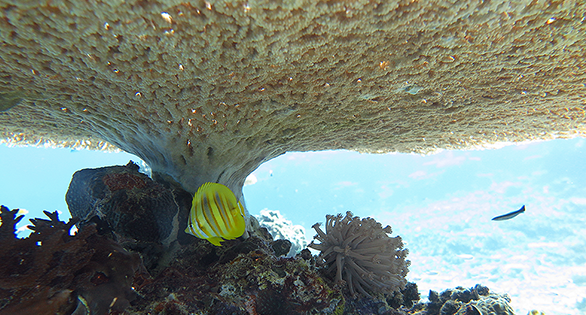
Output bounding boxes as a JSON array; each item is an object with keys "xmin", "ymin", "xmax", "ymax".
[{"xmin": 309, "ymin": 211, "xmax": 410, "ymax": 297}]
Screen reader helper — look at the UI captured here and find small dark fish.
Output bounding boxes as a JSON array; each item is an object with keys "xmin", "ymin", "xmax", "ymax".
[{"xmin": 492, "ymin": 205, "xmax": 525, "ymax": 221}]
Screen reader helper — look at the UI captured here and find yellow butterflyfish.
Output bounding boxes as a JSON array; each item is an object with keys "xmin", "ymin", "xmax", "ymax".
[{"xmin": 185, "ymin": 182, "xmax": 246, "ymax": 246}]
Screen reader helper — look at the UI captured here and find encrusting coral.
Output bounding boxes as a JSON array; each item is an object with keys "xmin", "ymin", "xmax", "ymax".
[
  {"xmin": 409, "ymin": 284, "xmax": 515, "ymax": 315},
  {"xmin": 309, "ymin": 211, "xmax": 410, "ymax": 298},
  {"xmin": 1, "ymin": 1, "xmax": 585, "ymax": 198}
]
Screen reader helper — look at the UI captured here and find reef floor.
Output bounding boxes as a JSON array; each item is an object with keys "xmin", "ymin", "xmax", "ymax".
[{"xmin": 0, "ymin": 162, "xmax": 519, "ymax": 315}]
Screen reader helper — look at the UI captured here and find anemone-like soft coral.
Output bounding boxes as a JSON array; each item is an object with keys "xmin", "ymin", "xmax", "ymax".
[{"xmin": 309, "ymin": 211, "xmax": 409, "ymax": 297}]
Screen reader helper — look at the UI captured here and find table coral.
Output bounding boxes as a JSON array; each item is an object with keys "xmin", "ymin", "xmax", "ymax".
[
  {"xmin": 1, "ymin": 1, "xmax": 585, "ymax": 197},
  {"xmin": 309, "ymin": 211, "xmax": 410, "ymax": 297}
]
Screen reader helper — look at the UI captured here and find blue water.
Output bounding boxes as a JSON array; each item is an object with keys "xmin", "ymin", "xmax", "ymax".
[
  {"xmin": 243, "ymin": 138, "xmax": 586, "ymax": 239},
  {"xmin": 2, "ymin": 138, "xmax": 586, "ymax": 313}
]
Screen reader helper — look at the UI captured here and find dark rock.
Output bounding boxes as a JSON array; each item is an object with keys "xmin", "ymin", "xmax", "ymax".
[
  {"xmin": 473, "ymin": 284, "xmax": 490, "ymax": 296},
  {"xmin": 298, "ymin": 248, "xmax": 313, "ymax": 260},
  {"xmin": 440, "ymin": 300, "xmax": 461, "ymax": 315},
  {"xmin": 402, "ymin": 282, "xmax": 420, "ymax": 308},
  {"xmin": 387, "ymin": 282, "xmax": 420, "ymax": 309},
  {"xmin": 65, "ymin": 161, "xmax": 191, "ymax": 246},
  {"xmin": 451, "ymin": 286, "xmax": 475, "ymax": 303},
  {"xmin": 271, "ymin": 239, "xmax": 292, "ymax": 257},
  {"xmin": 413, "ymin": 285, "xmax": 514, "ymax": 315}
]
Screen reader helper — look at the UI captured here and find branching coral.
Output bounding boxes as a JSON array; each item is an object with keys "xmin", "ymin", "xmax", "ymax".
[{"xmin": 309, "ymin": 211, "xmax": 410, "ymax": 297}]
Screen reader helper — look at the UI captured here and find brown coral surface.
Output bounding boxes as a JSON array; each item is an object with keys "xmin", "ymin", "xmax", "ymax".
[{"xmin": 1, "ymin": 1, "xmax": 585, "ymax": 194}]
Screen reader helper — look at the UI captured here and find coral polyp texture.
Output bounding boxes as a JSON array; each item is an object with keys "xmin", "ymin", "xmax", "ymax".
[
  {"xmin": 1, "ymin": 1, "xmax": 586, "ymax": 194},
  {"xmin": 309, "ymin": 211, "xmax": 410, "ymax": 297}
]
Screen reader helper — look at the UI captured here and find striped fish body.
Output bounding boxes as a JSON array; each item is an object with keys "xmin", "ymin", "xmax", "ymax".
[{"xmin": 185, "ymin": 182, "xmax": 246, "ymax": 246}]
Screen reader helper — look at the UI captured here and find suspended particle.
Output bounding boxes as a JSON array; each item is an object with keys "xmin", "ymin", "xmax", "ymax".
[
  {"xmin": 103, "ymin": 22, "xmax": 110, "ymax": 30},
  {"xmin": 161, "ymin": 12, "xmax": 173, "ymax": 23},
  {"xmin": 441, "ymin": 55, "xmax": 456, "ymax": 63},
  {"xmin": 403, "ymin": 84, "xmax": 422, "ymax": 95},
  {"xmin": 379, "ymin": 61, "xmax": 389, "ymax": 70}
]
